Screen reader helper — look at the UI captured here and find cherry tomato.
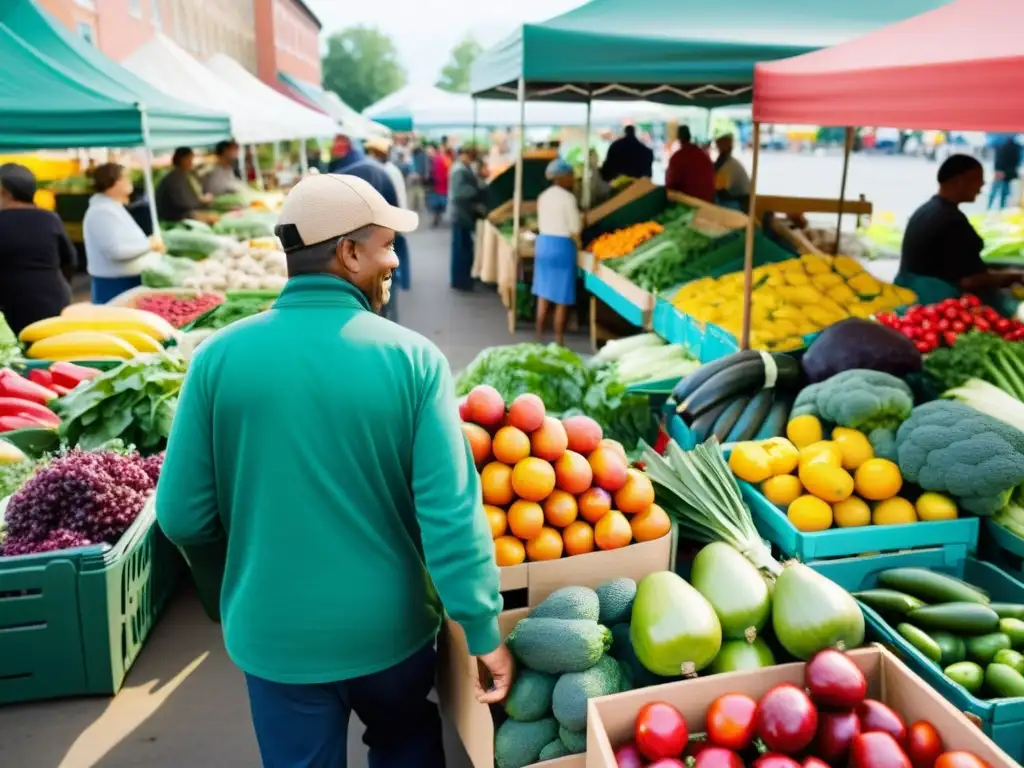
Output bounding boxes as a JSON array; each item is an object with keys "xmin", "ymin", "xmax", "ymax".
[
  {"xmin": 922, "ymin": 308, "xmax": 939, "ymax": 322},
  {"xmin": 906, "ymin": 721, "xmax": 943, "ymax": 768},
  {"xmin": 943, "ymin": 331, "xmax": 960, "ymax": 347},
  {"xmin": 934, "ymin": 751, "xmax": 992, "ymax": 768},
  {"xmin": 936, "ymin": 318, "xmax": 951, "ymax": 331},
  {"xmin": 974, "ymin": 317, "xmax": 991, "ymax": 332},
  {"xmin": 961, "ymin": 294, "xmax": 981, "ymax": 308},
  {"xmin": 919, "ymin": 319, "xmax": 934, "ymax": 331},
  {"xmin": 635, "ymin": 702, "xmax": 689, "ymax": 761},
  {"xmin": 995, "ymin": 318, "xmax": 1012, "ymax": 333},
  {"xmin": 983, "ymin": 307, "xmax": 1001, "ymax": 322},
  {"xmin": 915, "ymin": 341, "xmax": 933, "ymax": 353},
  {"xmin": 756, "ymin": 684, "xmax": 818, "ymax": 755},
  {"xmin": 951, "ymin": 320, "xmax": 966, "ymax": 333},
  {"xmin": 922, "ymin": 331, "xmax": 939, "ymax": 346},
  {"xmin": 960, "ymin": 310, "xmax": 974, "ymax": 325},
  {"xmin": 706, "ymin": 693, "xmax": 758, "ymax": 751},
  {"xmin": 943, "ymin": 306, "xmax": 960, "ymax": 320},
  {"xmin": 693, "ymin": 746, "xmax": 744, "ymax": 768}
]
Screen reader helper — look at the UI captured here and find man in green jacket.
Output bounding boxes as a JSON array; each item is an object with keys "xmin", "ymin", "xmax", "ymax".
[{"xmin": 157, "ymin": 173, "xmax": 511, "ymax": 767}]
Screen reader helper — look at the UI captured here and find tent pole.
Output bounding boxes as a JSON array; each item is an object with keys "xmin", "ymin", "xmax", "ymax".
[
  {"xmin": 582, "ymin": 91, "xmax": 593, "ymax": 213},
  {"xmin": 509, "ymin": 76, "xmax": 526, "ymax": 336},
  {"xmin": 137, "ymin": 104, "xmax": 161, "ymax": 243},
  {"xmin": 741, "ymin": 121, "xmax": 762, "ymax": 351},
  {"xmin": 705, "ymin": 108, "xmax": 713, "ymax": 143},
  {"xmin": 834, "ymin": 127, "xmax": 854, "ymax": 255}
]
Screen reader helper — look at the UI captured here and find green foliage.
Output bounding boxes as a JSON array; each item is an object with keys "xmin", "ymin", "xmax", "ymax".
[
  {"xmin": 321, "ymin": 26, "xmax": 406, "ymax": 112},
  {"xmin": 435, "ymin": 35, "xmax": 484, "ymax": 93}
]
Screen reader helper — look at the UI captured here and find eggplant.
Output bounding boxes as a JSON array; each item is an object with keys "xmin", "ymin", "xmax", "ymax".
[
  {"xmin": 729, "ymin": 389, "xmax": 776, "ymax": 442},
  {"xmin": 671, "ymin": 349, "xmax": 760, "ymax": 403},
  {"xmin": 712, "ymin": 396, "xmax": 751, "ymax": 442},
  {"xmin": 679, "ymin": 356, "xmax": 765, "ymax": 419}
]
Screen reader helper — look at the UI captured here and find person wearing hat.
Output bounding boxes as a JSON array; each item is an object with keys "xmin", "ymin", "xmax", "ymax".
[
  {"xmin": 0, "ymin": 163, "xmax": 76, "ymax": 335},
  {"xmin": 449, "ymin": 146, "xmax": 488, "ymax": 291},
  {"xmin": 364, "ymin": 137, "xmax": 409, "ymax": 210},
  {"xmin": 156, "ymin": 173, "xmax": 511, "ymax": 767},
  {"xmin": 533, "ymin": 157, "xmax": 581, "ymax": 346}
]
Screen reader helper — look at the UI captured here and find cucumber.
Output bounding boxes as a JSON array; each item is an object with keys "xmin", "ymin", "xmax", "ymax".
[
  {"xmin": 985, "ymin": 663, "xmax": 1024, "ymax": 698},
  {"xmin": 965, "ymin": 632, "xmax": 1011, "ymax": 665},
  {"xmin": 853, "ymin": 589, "xmax": 927, "ymax": 616},
  {"xmin": 993, "ymin": 648, "xmax": 1024, "ymax": 674},
  {"xmin": 931, "ymin": 631, "xmax": 967, "ymax": 666},
  {"xmin": 991, "ymin": 603, "xmax": 1024, "ymax": 621},
  {"xmin": 897, "ymin": 623, "xmax": 942, "ymax": 662},
  {"xmin": 1000, "ymin": 618, "xmax": 1024, "ymax": 647},
  {"xmin": 878, "ymin": 568, "xmax": 990, "ymax": 605},
  {"xmin": 944, "ymin": 661, "xmax": 984, "ymax": 694},
  {"xmin": 906, "ymin": 603, "xmax": 1000, "ymax": 634}
]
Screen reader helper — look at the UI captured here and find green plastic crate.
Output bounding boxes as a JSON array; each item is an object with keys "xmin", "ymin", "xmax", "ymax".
[
  {"xmin": 0, "ymin": 498, "xmax": 182, "ymax": 704},
  {"xmin": 981, "ymin": 519, "xmax": 1024, "ymax": 582},
  {"xmin": 812, "ymin": 548, "xmax": 1024, "ymax": 761}
]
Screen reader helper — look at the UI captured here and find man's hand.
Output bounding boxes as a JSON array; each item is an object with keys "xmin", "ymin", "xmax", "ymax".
[
  {"xmin": 149, "ymin": 235, "xmax": 166, "ymax": 253},
  {"xmin": 475, "ymin": 643, "xmax": 515, "ymax": 704}
]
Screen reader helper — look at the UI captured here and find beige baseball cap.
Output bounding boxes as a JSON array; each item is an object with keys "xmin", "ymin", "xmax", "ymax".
[{"xmin": 276, "ymin": 174, "xmax": 418, "ymax": 252}]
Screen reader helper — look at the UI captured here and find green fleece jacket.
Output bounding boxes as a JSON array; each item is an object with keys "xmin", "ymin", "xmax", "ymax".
[{"xmin": 156, "ymin": 275, "xmax": 502, "ymax": 684}]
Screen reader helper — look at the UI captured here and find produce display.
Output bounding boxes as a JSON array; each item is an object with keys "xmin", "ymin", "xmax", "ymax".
[
  {"xmin": 924, "ymin": 331, "xmax": 1024, "ymax": 402},
  {"xmin": 16, "ymin": 305, "xmax": 176, "ymax": 362},
  {"xmin": 611, "ymin": 650, "xmax": 987, "ymax": 768},
  {"xmin": 671, "ymin": 350, "xmax": 801, "ymax": 444},
  {"xmin": 673, "ymin": 254, "xmax": 917, "ymax": 352},
  {"xmin": 859, "ymin": 208, "xmax": 1024, "ymax": 263},
  {"xmin": 143, "ymin": 237, "xmax": 288, "ymax": 293},
  {"xmin": 0, "ymin": 313, "xmax": 19, "ymax": 368},
  {"xmin": 133, "ymin": 292, "xmax": 225, "ymax": 329},
  {"xmin": 877, "ymin": 296, "xmax": 1024, "ymax": 353},
  {"xmin": 854, "ymin": 567, "xmax": 1024, "ymax": 701},
  {"xmin": 589, "ymin": 221, "xmax": 665, "ymax": 261},
  {"xmin": 461, "ymin": 385, "xmax": 671, "ymax": 566},
  {"xmin": 212, "ymin": 210, "xmax": 276, "ymax": 239}
]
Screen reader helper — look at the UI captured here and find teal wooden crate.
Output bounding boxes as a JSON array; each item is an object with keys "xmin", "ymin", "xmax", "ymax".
[
  {"xmin": 702, "ymin": 323, "xmax": 740, "ymax": 362},
  {"xmin": 665, "ymin": 412, "xmax": 697, "ymax": 450},
  {"xmin": 583, "ymin": 270, "xmax": 646, "ymax": 327},
  {"xmin": 981, "ymin": 520, "xmax": 1024, "ymax": 581},
  {"xmin": 740, "ymin": 480, "xmax": 979, "ymax": 561},
  {"xmin": 812, "ymin": 549, "xmax": 1024, "ymax": 761},
  {"xmin": 652, "ymin": 299, "xmax": 687, "ymax": 346}
]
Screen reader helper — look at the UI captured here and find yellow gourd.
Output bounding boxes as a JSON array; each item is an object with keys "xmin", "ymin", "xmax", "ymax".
[
  {"xmin": 21, "ymin": 309, "xmax": 174, "ymax": 343},
  {"xmin": 27, "ymin": 331, "xmax": 137, "ymax": 360}
]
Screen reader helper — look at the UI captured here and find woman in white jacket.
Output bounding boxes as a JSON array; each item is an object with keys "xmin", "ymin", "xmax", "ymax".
[{"xmin": 83, "ymin": 163, "xmax": 164, "ymax": 303}]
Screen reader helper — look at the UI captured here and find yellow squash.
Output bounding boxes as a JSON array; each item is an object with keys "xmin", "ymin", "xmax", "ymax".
[
  {"xmin": 21, "ymin": 308, "xmax": 175, "ymax": 343},
  {"xmin": 27, "ymin": 331, "xmax": 137, "ymax": 360},
  {"xmin": 104, "ymin": 329, "xmax": 164, "ymax": 353}
]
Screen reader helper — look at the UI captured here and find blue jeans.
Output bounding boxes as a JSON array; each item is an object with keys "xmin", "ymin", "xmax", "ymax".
[
  {"xmin": 90, "ymin": 274, "xmax": 142, "ymax": 304},
  {"xmin": 245, "ymin": 642, "xmax": 445, "ymax": 768},
  {"xmin": 989, "ymin": 178, "xmax": 1013, "ymax": 210},
  {"xmin": 450, "ymin": 222, "xmax": 474, "ymax": 290}
]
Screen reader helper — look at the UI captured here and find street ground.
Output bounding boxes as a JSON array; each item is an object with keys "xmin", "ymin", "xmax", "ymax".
[{"xmin": 0, "ymin": 152, "xmax": 1008, "ymax": 766}]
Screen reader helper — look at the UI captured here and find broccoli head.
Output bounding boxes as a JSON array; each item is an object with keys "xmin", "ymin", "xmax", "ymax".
[
  {"xmin": 792, "ymin": 369, "xmax": 914, "ymax": 432},
  {"xmin": 895, "ymin": 400, "xmax": 1024, "ymax": 516}
]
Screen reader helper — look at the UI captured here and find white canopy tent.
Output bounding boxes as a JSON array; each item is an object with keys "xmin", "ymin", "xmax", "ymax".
[
  {"xmin": 205, "ymin": 54, "xmax": 338, "ymax": 140},
  {"xmin": 323, "ymin": 92, "xmax": 391, "ymax": 140}
]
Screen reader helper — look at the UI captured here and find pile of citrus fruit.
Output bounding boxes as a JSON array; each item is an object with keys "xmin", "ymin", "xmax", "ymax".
[
  {"xmin": 460, "ymin": 384, "xmax": 671, "ymax": 566},
  {"xmin": 728, "ymin": 417, "xmax": 959, "ymax": 532}
]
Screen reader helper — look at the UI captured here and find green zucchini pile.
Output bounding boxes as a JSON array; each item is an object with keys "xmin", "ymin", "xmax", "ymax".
[{"xmin": 856, "ymin": 567, "xmax": 1024, "ymax": 699}]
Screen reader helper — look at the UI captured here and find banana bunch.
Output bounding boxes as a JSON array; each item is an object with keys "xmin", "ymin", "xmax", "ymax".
[{"xmin": 19, "ymin": 305, "xmax": 176, "ymax": 361}]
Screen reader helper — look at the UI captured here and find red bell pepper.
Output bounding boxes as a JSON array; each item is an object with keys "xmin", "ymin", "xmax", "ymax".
[
  {"xmin": 28, "ymin": 368, "xmax": 55, "ymax": 391},
  {"xmin": 0, "ymin": 397, "xmax": 61, "ymax": 427},
  {"xmin": 0, "ymin": 370, "xmax": 57, "ymax": 405},
  {"xmin": 48, "ymin": 361, "xmax": 102, "ymax": 390}
]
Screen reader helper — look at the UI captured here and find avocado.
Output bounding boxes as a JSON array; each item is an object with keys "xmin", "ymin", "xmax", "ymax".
[
  {"xmin": 552, "ymin": 654, "xmax": 623, "ymax": 731},
  {"xmin": 596, "ymin": 577, "xmax": 637, "ymax": 625},
  {"xmin": 506, "ymin": 618, "xmax": 612, "ymax": 674},
  {"xmin": 504, "ymin": 669, "xmax": 557, "ymax": 723},
  {"xmin": 494, "ymin": 717, "xmax": 559, "ymax": 768}
]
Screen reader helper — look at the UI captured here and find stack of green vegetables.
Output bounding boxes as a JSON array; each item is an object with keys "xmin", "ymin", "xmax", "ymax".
[
  {"xmin": 925, "ymin": 332, "xmax": 1024, "ymax": 402},
  {"xmin": 213, "ymin": 212, "xmax": 276, "ymax": 239},
  {"xmin": 0, "ymin": 312, "xmax": 20, "ymax": 367}
]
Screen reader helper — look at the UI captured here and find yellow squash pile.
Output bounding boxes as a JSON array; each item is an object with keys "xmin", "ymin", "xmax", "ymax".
[
  {"xmin": 19, "ymin": 305, "xmax": 176, "ymax": 361},
  {"xmin": 671, "ymin": 253, "xmax": 917, "ymax": 351}
]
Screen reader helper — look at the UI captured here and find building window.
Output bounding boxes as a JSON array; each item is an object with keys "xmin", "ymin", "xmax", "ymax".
[
  {"xmin": 77, "ymin": 21, "xmax": 94, "ymax": 44},
  {"xmin": 150, "ymin": 0, "xmax": 161, "ymax": 30}
]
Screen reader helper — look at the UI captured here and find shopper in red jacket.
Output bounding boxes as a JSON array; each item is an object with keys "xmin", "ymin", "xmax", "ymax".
[{"xmin": 665, "ymin": 126, "xmax": 715, "ymax": 203}]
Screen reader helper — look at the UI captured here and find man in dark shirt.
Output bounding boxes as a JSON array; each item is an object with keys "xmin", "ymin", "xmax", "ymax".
[
  {"xmin": 900, "ymin": 154, "xmax": 1022, "ymax": 294},
  {"xmin": 989, "ymin": 137, "xmax": 1021, "ymax": 210},
  {"xmin": 665, "ymin": 126, "xmax": 715, "ymax": 202},
  {"xmin": 155, "ymin": 147, "xmax": 212, "ymax": 222},
  {"xmin": 600, "ymin": 126, "xmax": 654, "ymax": 181}
]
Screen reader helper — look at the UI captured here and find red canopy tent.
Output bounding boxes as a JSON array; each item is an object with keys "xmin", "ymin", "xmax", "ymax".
[{"xmin": 753, "ymin": 0, "xmax": 1024, "ymax": 131}]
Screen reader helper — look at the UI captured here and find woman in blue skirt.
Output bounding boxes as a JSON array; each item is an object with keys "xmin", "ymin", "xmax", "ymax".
[{"xmin": 533, "ymin": 158, "xmax": 581, "ymax": 346}]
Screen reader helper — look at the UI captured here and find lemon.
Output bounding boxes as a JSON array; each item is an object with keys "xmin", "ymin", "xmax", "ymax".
[
  {"xmin": 761, "ymin": 437, "xmax": 800, "ymax": 475},
  {"xmin": 873, "ymin": 497, "xmax": 917, "ymax": 526},
  {"xmin": 833, "ymin": 496, "xmax": 871, "ymax": 528},
  {"xmin": 831, "ymin": 427, "xmax": 875, "ymax": 471},
  {"xmin": 799, "ymin": 462, "xmax": 855, "ymax": 503},
  {"xmin": 854, "ymin": 458, "xmax": 903, "ymax": 501},
  {"xmin": 728, "ymin": 442, "xmax": 773, "ymax": 483},
  {"xmin": 799, "ymin": 441, "xmax": 843, "ymax": 471},
  {"xmin": 762, "ymin": 475, "xmax": 803, "ymax": 508},
  {"xmin": 916, "ymin": 492, "xmax": 958, "ymax": 522},
  {"xmin": 786, "ymin": 414, "xmax": 823, "ymax": 448},
  {"xmin": 788, "ymin": 495, "xmax": 833, "ymax": 532}
]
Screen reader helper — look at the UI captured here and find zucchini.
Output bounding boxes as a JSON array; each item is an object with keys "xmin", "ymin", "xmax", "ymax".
[
  {"xmin": 906, "ymin": 603, "xmax": 1000, "ymax": 634},
  {"xmin": 728, "ymin": 389, "xmax": 774, "ymax": 443},
  {"xmin": 1001, "ymin": 618, "xmax": 1024, "ymax": 648},
  {"xmin": 751, "ymin": 391, "xmax": 793, "ymax": 443},
  {"xmin": 853, "ymin": 589, "xmax": 927, "ymax": 616},
  {"xmin": 944, "ymin": 661, "xmax": 984, "ymax": 694},
  {"xmin": 931, "ymin": 631, "xmax": 967, "ymax": 666},
  {"xmin": 991, "ymin": 602, "xmax": 1024, "ymax": 620},
  {"xmin": 878, "ymin": 568, "xmax": 990, "ymax": 605},
  {"xmin": 680, "ymin": 356, "xmax": 766, "ymax": 420},
  {"xmin": 985, "ymin": 663, "xmax": 1024, "ymax": 698},
  {"xmin": 965, "ymin": 632, "xmax": 1011, "ymax": 665},
  {"xmin": 993, "ymin": 648, "xmax": 1024, "ymax": 674},
  {"xmin": 671, "ymin": 351, "xmax": 760, "ymax": 404},
  {"xmin": 897, "ymin": 623, "xmax": 942, "ymax": 662},
  {"xmin": 711, "ymin": 396, "xmax": 751, "ymax": 443}
]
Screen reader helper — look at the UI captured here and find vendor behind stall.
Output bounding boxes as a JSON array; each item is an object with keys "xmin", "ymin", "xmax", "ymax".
[
  {"xmin": 714, "ymin": 134, "xmax": 751, "ymax": 211},
  {"xmin": 898, "ymin": 154, "xmax": 1023, "ymax": 310},
  {"xmin": 533, "ymin": 158, "xmax": 581, "ymax": 347},
  {"xmin": 600, "ymin": 125, "xmax": 654, "ymax": 182},
  {"xmin": 155, "ymin": 147, "xmax": 214, "ymax": 223},
  {"xmin": 201, "ymin": 140, "xmax": 244, "ymax": 197},
  {"xmin": 666, "ymin": 126, "xmax": 715, "ymax": 203}
]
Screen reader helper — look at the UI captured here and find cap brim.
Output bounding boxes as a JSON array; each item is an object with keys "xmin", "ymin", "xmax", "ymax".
[{"xmin": 374, "ymin": 205, "xmax": 420, "ymax": 234}]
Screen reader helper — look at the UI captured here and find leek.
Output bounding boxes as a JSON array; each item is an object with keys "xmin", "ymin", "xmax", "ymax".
[
  {"xmin": 590, "ymin": 332, "xmax": 664, "ymax": 365},
  {"xmin": 942, "ymin": 378, "xmax": 1024, "ymax": 432},
  {"xmin": 641, "ymin": 438, "xmax": 781, "ymax": 578}
]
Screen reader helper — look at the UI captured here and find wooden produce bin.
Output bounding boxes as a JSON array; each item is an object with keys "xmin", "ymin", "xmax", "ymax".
[
  {"xmin": 438, "ymin": 530, "xmax": 673, "ymax": 768},
  {"xmin": 753, "ymin": 194, "xmax": 874, "ymax": 256},
  {"xmin": 586, "ymin": 646, "xmax": 1019, "ymax": 768}
]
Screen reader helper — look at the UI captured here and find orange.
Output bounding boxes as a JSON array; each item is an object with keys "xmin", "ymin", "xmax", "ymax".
[
  {"xmin": 630, "ymin": 503, "xmax": 671, "ymax": 542},
  {"xmin": 511, "ymin": 457, "xmax": 557, "ymax": 502},
  {"xmin": 614, "ymin": 468, "xmax": 656, "ymax": 514},
  {"xmin": 491, "ymin": 426, "xmax": 532, "ymax": 465},
  {"xmin": 493, "ymin": 535, "xmax": 526, "ymax": 566},
  {"xmin": 526, "ymin": 527, "xmax": 564, "ymax": 561},
  {"xmin": 480, "ymin": 462, "xmax": 514, "ymax": 506},
  {"xmin": 578, "ymin": 487, "xmax": 612, "ymax": 523},
  {"xmin": 562, "ymin": 520, "xmax": 595, "ymax": 556},
  {"xmin": 507, "ymin": 500, "xmax": 545, "ymax": 539},
  {"xmin": 594, "ymin": 510, "xmax": 633, "ymax": 551},
  {"xmin": 544, "ymin": 490, "xmax": 578, "ymax": 527},
  {"xmin": 854, "ymin": 458, "xmax": 903, "ymax": 501},
  {"xmin": 484, "ymin": 504, "xmax": 507, "ymax": 538}
]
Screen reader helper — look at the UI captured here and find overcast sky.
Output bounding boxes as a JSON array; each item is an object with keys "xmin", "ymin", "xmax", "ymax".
[{"xmin": 305, "ymin": 0, "xmax": 584, "ymax": 86}]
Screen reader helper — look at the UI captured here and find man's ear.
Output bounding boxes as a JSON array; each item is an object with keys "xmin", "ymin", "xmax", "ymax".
[{"xmin": 336, "ymin": 239, "xmax": 358, "ymax": 274}]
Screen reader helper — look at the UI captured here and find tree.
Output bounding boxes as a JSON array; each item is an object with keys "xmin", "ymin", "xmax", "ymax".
[
  {"xmin": 321, "ymin": 26, "xmax": 406, "ymax": 113},
  {"xmin": 436, "ymin": 35, "xmax": 484, "ymax": 93}
]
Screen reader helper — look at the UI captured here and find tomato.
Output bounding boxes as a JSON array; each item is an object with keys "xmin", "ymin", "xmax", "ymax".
[
  {"xmin": 914, "ymin": 341, "xmax": 933, "ymax": 353},
  {"xmin": 906, "ymin": 721, "xmax": 943, "ymax": 768},
  {"xmin": 922, "ymin": 308, "xmax": 939, "ymax": 322},
  {"xmin": 936, "ymin": 318, "xmax": 951, "ymax": 332},
  {"xmin": 648, "ymin": 761, "xmax": 687, "ymax": 768},
  {"xmin": 849, "ymin": 732, "xmax": 911, "ymax": 768},
  {"xmin": 754, "ymin": 756, "xmax": 802, "ymax": 768},
  {"xmin": 951, "ymin": 320, "xmax": 966, "ymax": 333},
  {"xmin": 943, "ymin": 306, "xmax": 960, "ymax": 320},
  {"xmin": 961, "ymin": 294, "xmax": 981, "ymax": 308},
  {"xmin": 983, "ymin": 307, "xmax": 1000, "ymax": 321},
  {"xmin": 803, "ymin": 759, "xmax": 830, "ymax": 768},
  {"xmin": 805, "ymin": 649, "xmax": 867, "ymax": 709},
  {"xmin": 693, "ymin": 746, "xmax": 744, "ymax": 768},
  {"xmin": 934, "ymin": 752, "xmax": 992, "ymax": 768},
  {"xmin": 919, "ymin": 319, "xmax": 934, "ymax": 331},
  {"xmin": 756, "ymin": 684, "xmax": 818, "ymax": 754},
  {"xmin": 995, "ymin": 318, "xmax": 1012, "ymax": 334},
  {"xmin": 943, "ymin": 331, "xmax": 960, "ymax": 347},
  {"xmin": 706, "ymin": 693, "xmax": 758, "ymax": 750},
  {"xmin": 973, "ymin": 317, "xmax": 991, "ymax": 332},
  {"xmin": 614, "ymin": 742, "xmax": 647, "ymax": 768},
  {"xmin": 635, "ymin": 701, "xmax": 689, "ymax": 761},
  {"xmin": 922, "ymin": 331, "xmax": 939, "ymax": 346},
  {"xmin": 813, "ymin": 709, "xmax": 861, "ymax": 765},
  {"xmin": 857, "ymin": 700, "xmax": 907, "ymax": 746}
]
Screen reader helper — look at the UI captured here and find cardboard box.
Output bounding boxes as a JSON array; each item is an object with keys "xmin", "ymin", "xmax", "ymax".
[
  {"xmin": 585, "ymin": 645, "xmax": 1019, "ymax": 768},
  {"xmin": 438, "ymin": 530, "xmax": 673, "ymax": 768}
]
